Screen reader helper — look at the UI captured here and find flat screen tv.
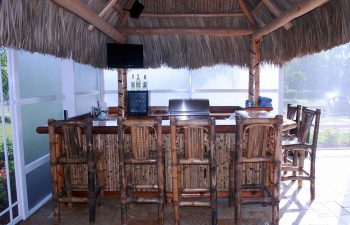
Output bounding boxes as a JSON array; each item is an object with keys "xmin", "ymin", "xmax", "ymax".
[{"xmin": 107, "ymin": 43, "xmax": 144, "ymax": 68}]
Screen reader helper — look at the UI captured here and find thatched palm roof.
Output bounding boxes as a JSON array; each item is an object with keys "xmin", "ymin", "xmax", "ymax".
[{"xmin": 0, "ymin": 0, "xmax": 349, "ymax": 69}]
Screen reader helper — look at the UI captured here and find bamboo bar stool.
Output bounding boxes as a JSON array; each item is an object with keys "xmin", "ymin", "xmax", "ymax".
[
  {"xmin": 117, "ymin": 117, "xmax": 164, "ymax": 225},
  {"xmin": 230, "ymin": 114, "xmax": 283, "ymax": 225},
  {"xmin": 170, "ymin": 117, "xmax": 217, "ymax": 225},
  {"xmin": 283, "ymin": 104, "xmax": 302, "ymax": 168},
  {"xmin": 286, "ymin": 104, "xmax": 302, "ymax": 136},
  {"xmin": 282, "ymin": 108, "xmax": 321, "ymax": 199},
  {"xmin": 48, "ymin": 118, "xmax": 104, "ymax": 223}
]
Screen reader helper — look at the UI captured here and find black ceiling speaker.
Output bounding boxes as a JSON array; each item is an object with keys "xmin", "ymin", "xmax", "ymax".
[{"xmin": 130, "ymin": 0, "xmax": 144, "ymax": 19}]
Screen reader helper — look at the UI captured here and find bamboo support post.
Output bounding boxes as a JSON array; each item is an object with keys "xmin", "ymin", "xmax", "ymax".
[
  {"xmin": 118, "ymin": 69, "xmax": 127, "ymax": 118},
  {"xmin": 248, "ymin": 38, "xmax": 262, "ymax": 105}
]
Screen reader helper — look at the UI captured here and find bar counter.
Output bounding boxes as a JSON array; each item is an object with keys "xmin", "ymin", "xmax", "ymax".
[{"xmin": 37, "ymin": 110, "xmax": 296, "ymax": 196}]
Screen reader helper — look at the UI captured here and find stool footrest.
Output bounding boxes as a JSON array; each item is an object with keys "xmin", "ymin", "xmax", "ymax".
[{"xmin": 179, "ymin": 201, "xmax": 211, "ymax": 207}]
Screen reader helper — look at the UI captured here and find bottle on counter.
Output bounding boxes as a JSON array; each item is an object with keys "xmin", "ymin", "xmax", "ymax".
[
  {"xmin": 142, "ymin": 74, "xmax": 148, "ymax": 90},
  {"xmin": 131, "ymin": 74, "xmax": 135, "ymax": 90},
  {"xmin": 136, "ymin": 74, "xmax": 141, "ymax": 90}
]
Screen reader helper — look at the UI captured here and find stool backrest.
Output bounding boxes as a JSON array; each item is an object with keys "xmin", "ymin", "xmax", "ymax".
[
  {"xmin": 48, "ymin": 118, "xmax": 93, "ymax": 161},
  {"xmin": 118, "ymin": 117, "xmax": 162, "ymax": 159},
  {"xmin": 235, "ymin": 114, "xmax": 283, "ymax": 160},
  {"xmin": 298, "ymin": 108, "xmax": 321, "ymax": 145},
  {"xmin": 170, "ymin": 117, "xmax": 215, "ymax": 161},
  {"xmin": 287, "ymin": 104, "xmax": 302, "ymax": 135}
]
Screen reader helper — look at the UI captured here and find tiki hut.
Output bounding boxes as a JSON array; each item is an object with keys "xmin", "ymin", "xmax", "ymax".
[
  {"xmin": 0, "ymin": 0, "xmax": 349, "ymax": 70},
  {"xmin": 1, "ymin": 1, "xmax": 350, "ymax": 224}
]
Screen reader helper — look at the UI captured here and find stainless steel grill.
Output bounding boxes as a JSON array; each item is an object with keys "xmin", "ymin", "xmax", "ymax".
[{"xmin": 168, "ymin": 99, "xmax": 210, "ymax": 120}]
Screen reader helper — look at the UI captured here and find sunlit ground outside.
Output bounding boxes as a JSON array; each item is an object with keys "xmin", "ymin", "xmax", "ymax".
[{"xmin": 0, "ymin": 103, "xmax": 17, "ymax": 225}]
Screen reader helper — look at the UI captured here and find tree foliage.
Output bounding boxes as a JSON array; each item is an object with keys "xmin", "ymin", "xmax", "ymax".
[
  {"xmin": 284, "ymin": 43, "xmax": 350, "ymax": 99},
  {"xmin": 0, "ymin": 47, "xmax": 9, "ymax": 101}
]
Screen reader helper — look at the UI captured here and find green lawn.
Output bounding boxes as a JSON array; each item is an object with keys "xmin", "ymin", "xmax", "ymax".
[{"xmin": 0, "ymin": 122, "xmax": 12, "ymax": 141}]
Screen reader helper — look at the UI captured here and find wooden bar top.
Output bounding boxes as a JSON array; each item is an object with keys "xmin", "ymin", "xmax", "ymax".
[{"xmin": 36, "ymin": 111, "xmax": 296, "ymax": 134}]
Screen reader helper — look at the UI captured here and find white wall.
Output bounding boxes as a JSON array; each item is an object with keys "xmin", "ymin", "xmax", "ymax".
[{"xmin": 7, "ymin": 49, "xmax": 102, "ymax": 219}]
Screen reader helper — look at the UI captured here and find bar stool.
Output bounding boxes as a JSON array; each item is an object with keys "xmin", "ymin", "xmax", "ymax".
[
  {"xmin": 286, "ymin": 104, "xmax": 302, "ymax": 136},
  {"xmin": 230, "ymin": 114, "xmax": 283, "ymax": 225},
  {"xmin": 118, "ymin": 117, "xmax": 164, "ymax": 225},
  {"xmin": 48, "ymin": 118, "xmax": 104, "ymax": 223},
  {"xmin": 170, "ymin": 117, "xmax": 217, "ymax": 225},
  {"xmin": 283, "ymin": 104, "xmax": 302, "ymax": 171},
  {"xmin": 282, "ymin": 108, "xmax": 321, "ymax": 199}
]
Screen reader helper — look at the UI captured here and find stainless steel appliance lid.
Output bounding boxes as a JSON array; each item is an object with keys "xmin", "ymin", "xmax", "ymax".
[{"xmin": 168, "ymin": 99, "xmax": 210, "ymax": 115}]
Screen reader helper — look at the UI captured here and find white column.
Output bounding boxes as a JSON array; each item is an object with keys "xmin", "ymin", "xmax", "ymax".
[{"xmin": 61, "ymin": 58, "xmax": 76, "ymax": 117}]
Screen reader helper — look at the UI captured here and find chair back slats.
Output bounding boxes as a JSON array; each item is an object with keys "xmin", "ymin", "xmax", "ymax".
[
  {"xmin": 287, "ymin": 104, "xmax": 300, "ymax": 121},
  {"xmin": 121, "ymin": 118, "xmax": 159, "ymax": 160},
  {"xmin": 243, "ymin": 125, "xmax": 274, "ymax": 158},
  {"xmin": 61, "ymin": 126, "xmax": 85, "ymax": 159},
  {"xmin": 298, "ymin": 107, "xmax": 318, "ymax": 143},
  {"xmin": 286, "ymin": 104, "xmax": 302, "ymax": 135},
  {"xmin": 130, "ymin": 125, "xmax": 151, "ymax": 159},
  {"xmin": 50, "ymin": 119, "xmax": 92, "ymax": 162},
  {"xmin": 183, "ymin": 126, "xmax": 207, "ymax": 160}
]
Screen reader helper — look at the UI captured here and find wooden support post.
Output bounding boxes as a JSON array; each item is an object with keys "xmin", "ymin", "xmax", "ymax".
[
  {"xmin": 118, "ymin": 69, "xmax": 127, "ymax": 117},
  {"xmin": 248, "ymin": 38, "xmax": 261, "ymax": 105}
]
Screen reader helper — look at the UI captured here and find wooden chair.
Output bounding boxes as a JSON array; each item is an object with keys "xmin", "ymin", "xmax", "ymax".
[
  {"xmin": 230, "ymin": 114, "xmax": 283, "ymax": 225},
  {"xmin": 48, "ymin": 118, "xmax": 104, "ymax": 223},
  {"xmin": 118, "ymin": 117, "xmax": 164, "ymax": 225},
  {"xmin": 286, "ymin": 104, "xmax": 302, "ymax": 136},
  {"xmin": 283, "ymin": 104, "xmax": 302, "ymax": 168},
  {"xmin": 170, "ymin": 117, "xmax": 217, "ymax": 225},
  {"xmin": 282, "ymin": 108, "xmax": 321, "ymax": 199}
]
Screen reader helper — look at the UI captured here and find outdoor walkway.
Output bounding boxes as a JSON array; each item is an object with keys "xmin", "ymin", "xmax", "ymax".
[{"xmin": 19, "ymin": 149, "xmax": 350, "ymax": 225}]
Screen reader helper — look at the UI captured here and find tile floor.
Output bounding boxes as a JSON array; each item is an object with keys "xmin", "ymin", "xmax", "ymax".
[{"xmin": 19, "ymin": 149, "xmax": 350, "ymax": 225}]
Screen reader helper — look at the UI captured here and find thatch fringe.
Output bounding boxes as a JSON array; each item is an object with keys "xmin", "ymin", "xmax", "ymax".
[{"xmin": 0, "ymin": 0, "xmax": 349, "ymax": 69}]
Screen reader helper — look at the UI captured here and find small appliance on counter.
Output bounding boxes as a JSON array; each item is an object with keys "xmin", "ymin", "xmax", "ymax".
[
  {"xmin": 127, "ymin": 90, "xmax": 149, "ymax": 115},
  {"xmin": 168, "ymin": 99, "xmax": 210, "ymax": 120}
]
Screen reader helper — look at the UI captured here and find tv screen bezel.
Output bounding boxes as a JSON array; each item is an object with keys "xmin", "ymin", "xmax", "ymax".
[{"xmin": 107, "ymin": 43, "xmax": 144, "ymax": 69}]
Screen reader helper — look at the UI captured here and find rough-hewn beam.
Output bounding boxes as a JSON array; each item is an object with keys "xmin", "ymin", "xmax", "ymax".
[
  {"xmin": 88, "ymin": 0, "xmax": 119, "ymax": 31},
  {"xmin": 117, "ymin": 0, "xmax": 135, "ymax": 27},
  {"xmin": 140, "ymin": 13, "xmax": 245, "ymax": 18},
  {"xmin": 238, "ymin": 0, "xmax": 257, "ymax": 27},
  {"xmin": 251, "ymin": 0, "xmax": 264, "ymax": 13},
  {"xmin": 52, "ymin": 0, "xmax": 126, "ymax": 43},
  {"xmin": 118, "ymin": 27, "xmax": 254, "ymax": 36},
  {"xmin": 112, "ymin": 4, "xmax": 125, "ymax": 17},
  {"xmin": 252, "ymin": 0, "xmax": 330, "ymax": 39},
  {"xmin": 262, "ymin": 0, "xmax": 293, "ymax": 30}
]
